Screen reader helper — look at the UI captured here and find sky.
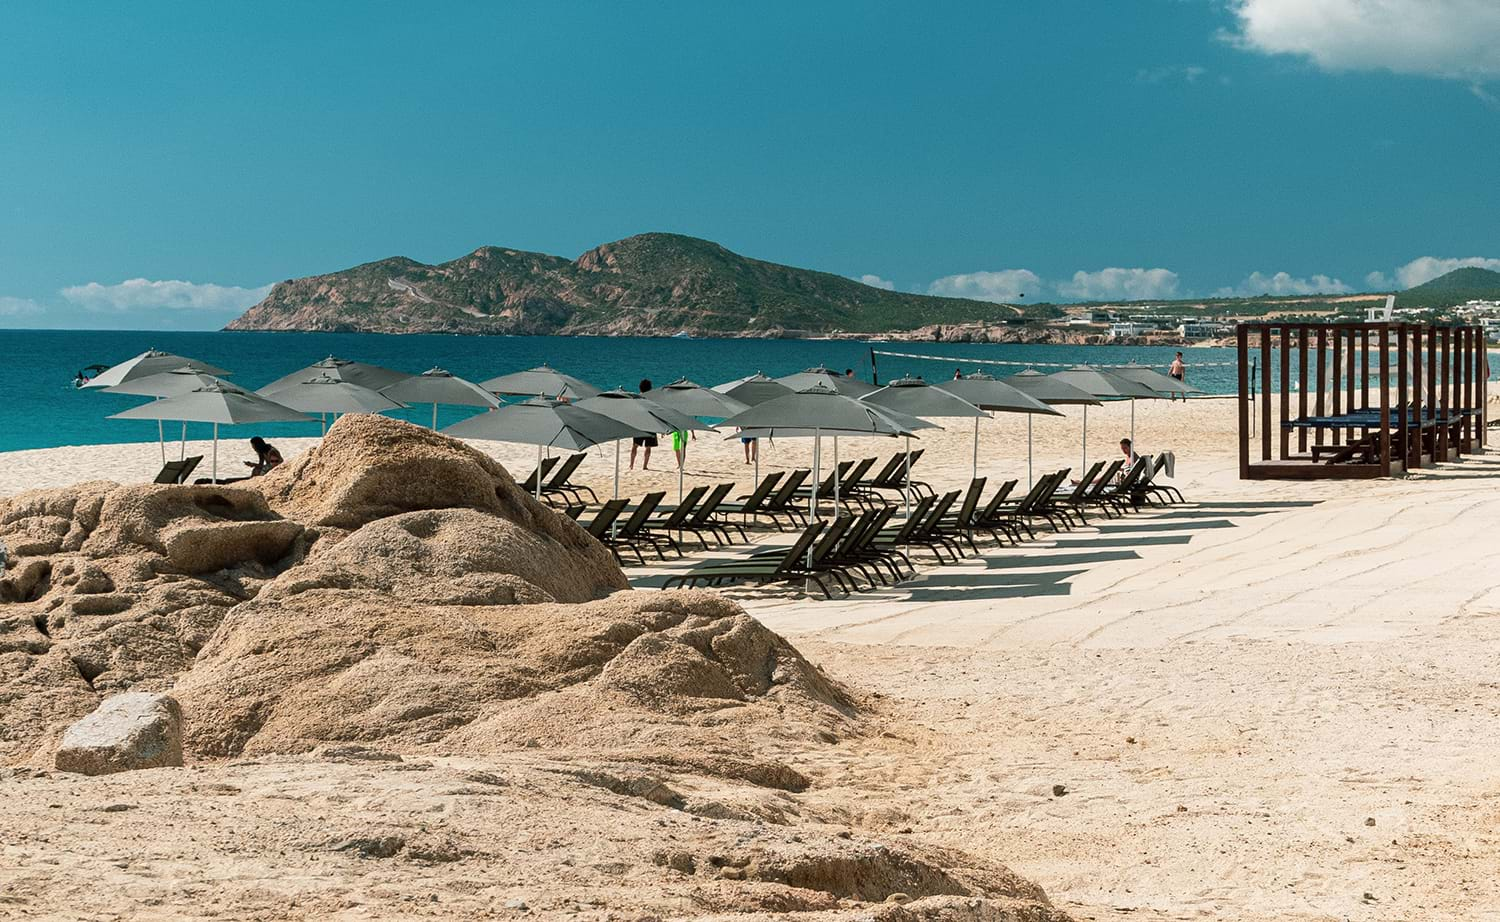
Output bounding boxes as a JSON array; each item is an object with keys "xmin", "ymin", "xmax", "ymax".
[{"xmin": 2, "ymin": 0, "xmax": 1499, "ymax": 330}]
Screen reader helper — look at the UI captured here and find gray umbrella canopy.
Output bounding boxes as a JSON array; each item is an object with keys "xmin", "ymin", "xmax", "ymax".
[
  {"xmin": 107, "ymin": 382, "xmax": 313, "ymax": 481},
  {"xmin": 712, "ymin": 372, "xmax": 794, "ymax": 406},
  {"xmin": 938, "ymin": 373, "xmax": 1066, "ymax": 415},
  {"xmin": 577, "ymin": 389, "xmax": 715, "ymax": 435},
  {"xmin": 480, "ymin": 364, "xmax": 602, "ymax": 399},
  {"xmin": 650, "ymin": 378, "xmax": 750, "ymax": 419},
  {"xmin": 82, "ymin": 350, "xmax": 230, "ymax": 389},
  {"xmin": 258, "ymin": 356, "xmax": 408, "ymax": 396},
  {"xmin": 443, "ymin": 397, "xmax": 644, "ymax": 450},
  {"xmin": 103, "ymin": 368, "xmax": 244, "ymax": 398},
  {"xmin": 270, "ymin": 375, "xmax": 407, "ymax": 415},
  {"xmin": 868, "ymin": 377, "xmax": 1002, "ymax": 483},
  {"xmin": 998, "ymin": 369, "xmax": 1102, "ymax": 406},
  {"xmin": 1048, "ymin": 365, "xmax": 1158, "ymax": 400},
  {"xmin": 1108, "ymin": 364, "xmax": 1205, "ymax": 395},
  {"xmin": 775, "ymin": 367, "xmax": 876, "ymax": 397},
  {"xmin": 381, "ymin": 367, "xmax": 500, "ymax": 428}
]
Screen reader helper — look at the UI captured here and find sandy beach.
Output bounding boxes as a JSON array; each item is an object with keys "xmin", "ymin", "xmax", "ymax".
[{"xmin": 4, "ymin": 394, "xmax": 1500, "ymax": 921}]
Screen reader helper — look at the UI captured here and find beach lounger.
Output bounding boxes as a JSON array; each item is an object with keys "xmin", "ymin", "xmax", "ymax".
[
  {"xmin": 752, "ymin": 469, "xmax": 812, "ymax": 530},
  {"xmin": 1138, "ymin": 455, "xmax": 1184, "ymax": 503},
  {"xmin": 662, "ymin": 521, "xmax": 834, "ymax": 598},
  {"xmin": 687, "ymin": 482, "xmax": 745, "ymax": 546},
  {"xmin": 519, "ymin": 456, "xmax": 561, "ymax": 495},
  {"xmin": 878, "ymin": 490, "xmax": 962, "ymax": 563},
  {"xmin": 934, "ymin": 477, "xmax": 988, "ymax": 554},
  {"xmin": 540, "ymin": 453, "xmax": 596, "ymax": 505},
  {"xmin": 642, "ymin": 486, "xmax": 707, "ymax": 553},
  {"xmin": 154, "ymin": 455, "xmax": 202, "ymax": 485},
  {"xmin": 603, "ymin": 492, "xmax": 667, "ymax": 564},
  {"xmin": 583, "ymin": 499, "xmax": 630, "ymax": 560}
]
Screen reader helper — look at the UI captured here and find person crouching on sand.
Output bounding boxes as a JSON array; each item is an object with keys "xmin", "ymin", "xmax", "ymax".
[{"xmin": 246, "ymin": 436, "xmax": 283, "ymax": 476}]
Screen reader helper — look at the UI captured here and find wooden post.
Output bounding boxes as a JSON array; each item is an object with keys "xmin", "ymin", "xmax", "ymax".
[
  {"xmin": 1397, "ymin": 323, "xmax": 1409, "ymax": 470},
  {"xmin": 1260, "ymin": 327, "xmax": 1272, "ymax": 461},
  {"xmin": 1439, "ymin": 326, "xmax": 1451, "ymax": 461},
  {"xmin": 1360, "ymin": 327, "xmax": 1370, "ymax": 410},
  {"xmin": 1427, "ymin": 326, "xmax": 1437, "ymax": 464},
  {"xmin": 1379, "ymin": 323, "xmax": 1391, "ymax": 477},
  {"xmin": 1461, "ymin": 327, "xmax": 1474, "ymax": 453},
  {"xmin": 1238, "ymin": 324, "xmax": 1250, "ymax": 478},
  {"xmin": 1413, "ymin": 326, "xmax": 1425, "ymax": 469},
  {"xmin": 1279, "ymin": 325, "xmax": 1291, "ymax": 460},
  {"xmin": 1338, "ymin": 329, "xmax": 1350, "ymax": 446},
  {"xmin": 1315, "ymin": 327, "xmax": 1327, "ymax": 448},
  {"xmin": 1297, "ymin": 325, "xmax": 1309, "ymax": 453}
]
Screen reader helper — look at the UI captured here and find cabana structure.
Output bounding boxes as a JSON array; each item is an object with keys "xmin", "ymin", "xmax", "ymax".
[{"xmin": 1237, "ymin": 321, "xmax": 1487, "ymax": 480}]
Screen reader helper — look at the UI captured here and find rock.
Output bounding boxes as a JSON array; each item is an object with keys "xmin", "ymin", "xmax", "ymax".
[
  {"xmin": 1365, "ymin": 817, "xmax": 1376, "ymax": 826},
  {"xmin": 1052, "ymin": 784, "xmax": 1068, "ymax": 797},
  {"xmin": 54, "ymin": 692, "xmax": 183, "ymax": 775},
  {"xmin": 503, "ymin": 898, "xmax": 528, "ymax": 910}
]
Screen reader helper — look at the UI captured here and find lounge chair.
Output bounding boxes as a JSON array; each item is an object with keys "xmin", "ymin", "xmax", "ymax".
[
  {"xmin": 154, "ymin": 455, "xmax": 202, "ymax": 485},
  {"xmin": 540, "ymin": 453, "xmax": 597, "ymax": 505},
  {"xmin": 877, "ymin": 490, "xmax": 962, "ymax": 563},
  {"xmin": 642, "ymin": 486, "xmax": 707, "ymax": 552},
  {"xmin": 519, "ymin": 456, "xmax": 561, "ymax": 494},
  {"xmin": 663, "ymin": 521, "xmax": 834, "ymax": 598},
  {"xmin": 752, "ymin": 469, "xmax": 812, "ymax": 530},
  {"xmin": 719, "ymin": 472, "xmax": 784, "ymax": 522},
  {"xmin": 934, "ymin": 477, "xmax": 988, "ymax": 554},
  {"xmin": 1138, "ymin": 455, "xmax": 1184, "ymax": 504},
  {"xmin": 686, "ymin": 482, "xmax": 744, "ymax": 546},
  {"xmin": 603, "ymin": 492, "xmax": 667, "ymax": 564}
]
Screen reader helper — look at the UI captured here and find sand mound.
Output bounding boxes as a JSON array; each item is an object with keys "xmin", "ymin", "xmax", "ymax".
[
  {"xmin": 0, "ymin": 416, "xmax": 623, "ymax": 763},
  {"xmin": 176, "ymin": 588, "xmax": 853, "ymax": 766}
]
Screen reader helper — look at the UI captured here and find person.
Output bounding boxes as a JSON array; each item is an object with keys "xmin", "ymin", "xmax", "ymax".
[
  {"xmin": 629, "ymin": 378, "xmax": 656, "ymax": 470},
  {"xmin": 1118, "ymin": 438, "xmax": 1139, "ymax": 482},
  {"xmin": 73, "ymin": 370, "xmax": 88, "ymax": 388},
  {"xmin": 1168, "ymin": 352, "xmax": 1185, "ymax": 401},
  {"xmin": 953, "ymin": 367, "xmax": 963, "ymax": 380},
  {"xmin": 245, "ymin": 436, "xmax": 283, "ymax": 476},
  {"xmin": 844, "ymin": 368, "xmax": 854, "ymax": 378},
  {"xmin": 740, "ymin": 431, "xmax": 758, "ymax": 464},
  {"xmin": 672, "ymin": 428, "xmax": 690, "ymax": 469}
]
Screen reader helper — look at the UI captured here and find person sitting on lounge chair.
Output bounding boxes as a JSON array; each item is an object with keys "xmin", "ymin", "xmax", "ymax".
[
  {"xmin": 245, "ymin": 436, "xmax": 283, "ymax": 476},
  {"xmin": 1118, "ymin": 438, "xmax": 1138, "ymax": 482}
]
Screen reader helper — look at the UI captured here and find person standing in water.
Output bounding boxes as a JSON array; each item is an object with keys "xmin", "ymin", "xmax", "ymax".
[{"xmin": 1168, "ymin": 352, "xmax": 1186, "ymax": 401}]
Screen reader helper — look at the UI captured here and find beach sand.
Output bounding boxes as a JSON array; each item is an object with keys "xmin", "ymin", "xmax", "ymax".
[{"xmin": 5, "ymin": 394, "xmax": 1500, "ymax": 920}]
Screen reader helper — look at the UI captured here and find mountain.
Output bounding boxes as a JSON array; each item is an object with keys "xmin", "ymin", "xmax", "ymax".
[
  {"xmin": 1395, "ymin": 267, "xmax": 1500, "ymax": 309},
  {"xmin": 227, "ymin": 233, "xmax": 1056, "ymax": 336}
]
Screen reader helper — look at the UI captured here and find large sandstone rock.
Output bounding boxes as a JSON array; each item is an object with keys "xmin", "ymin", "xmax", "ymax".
[{"xmin": 54, "ymin": 691, "xmax": 183, "ymax": 775}]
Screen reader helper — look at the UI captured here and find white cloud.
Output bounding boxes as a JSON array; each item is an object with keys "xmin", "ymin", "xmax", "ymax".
[
  {"xmin": 60, "ymin": 278, "xmax": 272, "ymax": 312},
  {"xmin": 857, "ymin": 274, "xmax": 896, "ymax": 291},
  {"xmin": 0, "ymin": 296, "xmax": 42, "ymax": 318},
  {"xmin": 1056, "ymin": 268, "xmax": 1180, "ymax": 301},
  {"xmin": 1228, "ymin": 0, "xmax": 1500, "ymax": 82},
  {"xmin": 927, "ymin": 269, "xmax": 1041, "ymax": 303},
  {"xmin": 1216, "ymin": 270, "xmax": 1353, "ymax": 297},
  {"xmin": 1365, "ymin": 270, "xmax": 1393, "ymax": 290},
  {"xmin": 1391, "ymin": 256, "xmax": 1500, "ymax": 288},
  {"xmin": 1136, "ymin": 65, "xmax": 1208, "ymax": 84}
]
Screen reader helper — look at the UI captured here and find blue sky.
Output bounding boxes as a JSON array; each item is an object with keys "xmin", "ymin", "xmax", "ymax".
[{"xmin": 2, "ymin": 0, "xmax": 1498, "ymax": 329}]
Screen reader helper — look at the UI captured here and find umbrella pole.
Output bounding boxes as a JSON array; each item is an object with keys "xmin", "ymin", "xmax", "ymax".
[
  {"xmin": 1131, "ymin": 399, "xmax": 1136, "ymax": 446},
  {"xmin": 432, "ymin": 403, "xmax": 439, "ymax": 430},
  {"xmin": 536, "ymin": 444, "xmax": 543, "ymax": 501},
  {"xmin": 211, "ymin": 423, "xmax": 218, "ymax": 483},
  {"xmin": 180, "ymin": 422, "xmax": 186, "ymax": 462},
  {"xmin": 810, "ymin": 431, "xmax": 821, "ymax": 523},
  {"xmin": 972, "ymin": 416, "xmax": 979, "ymax": 482},
  {"xmin": 158, "ymin": 419, "xmax": 165, "ymax": 465},
  {"xmin": 1027, "ymin": 415, "xmax": 1034, "ymax": 489},
  {"xmin": 613, "ymin": 440, "xmax": 621, "ymax": 501},
  {"xmin": 833, "ymin": 436, "xmax": 840, "ymax": 516},
  {"xmin": 1082, "ymin": 404, "xmax": 1088, "ymax": 472},
  {"xmin": 903, "ymin": 435, "xmax": 911, "ymax": 518}
]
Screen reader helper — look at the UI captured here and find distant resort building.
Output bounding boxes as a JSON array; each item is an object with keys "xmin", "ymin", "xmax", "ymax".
[{"xmin": 1108, "ymin": 321, "xmax": 1155, "ymax": 339}]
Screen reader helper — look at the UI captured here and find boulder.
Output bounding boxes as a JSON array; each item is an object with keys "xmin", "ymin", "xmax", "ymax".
[{"xmin": 55, "ymin": 691, "xmax": 183, "ymax": 775}]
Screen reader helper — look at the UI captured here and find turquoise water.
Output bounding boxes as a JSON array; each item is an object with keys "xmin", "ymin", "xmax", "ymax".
[{"xmin": 0, "ymin": 329, "xmax": 1239, "ymax": 453}]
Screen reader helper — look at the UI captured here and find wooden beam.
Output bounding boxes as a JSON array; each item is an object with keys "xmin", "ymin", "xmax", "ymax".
[
  {"xmin": 1297, "ymin": 325, "xmax": 1309, "ymax": 452},
  {"xmin": 1315, "ymin": 327, "xmax": 1327, "ymax": 447},
  {"xmin": 1379, "ymin": 323, "xmax": 1391, "ymax": 477},
  {"xmin": 1439, "ymin": 326, "xmax": 1451, "ymax": 460},
  {"xmin": 1261, "ymin": 329, "xmax": 1272, "ymax": 461},
  {"xmin": 1397, "ymin": 323, "xmax": 1409, "ymax": 469},
  {"xmin": 1331, "ymin": 328, "xmax": 1343, "ymax": 444},
  {"xmin": 1279, "ymin": 325, "xmax": 1291, "ymax": 460},
  {"xmin": 1238, "ymin": 324, "xmax": 1250, "ymax": 479}
]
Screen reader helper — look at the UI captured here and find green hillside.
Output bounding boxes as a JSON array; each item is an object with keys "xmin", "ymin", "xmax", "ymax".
[{"xmin": 1395, "ymin": 267, "xmax": 1500, "ymax": 309}]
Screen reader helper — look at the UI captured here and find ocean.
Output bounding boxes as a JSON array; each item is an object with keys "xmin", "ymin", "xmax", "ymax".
[{"xmin": 0, "ymin": 329, "xmax": 1242, "ymax": 454}]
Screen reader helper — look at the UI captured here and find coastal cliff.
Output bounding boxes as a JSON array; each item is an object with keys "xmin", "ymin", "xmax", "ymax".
[{"xmin": 226, "ymin": 233, "xmax": 1059, "ymax": 337}]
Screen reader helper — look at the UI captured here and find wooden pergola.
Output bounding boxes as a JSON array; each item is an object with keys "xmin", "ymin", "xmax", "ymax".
[{"xmin": 1237, "ymin": 321, "xmax": 1488, "ymax": 479}]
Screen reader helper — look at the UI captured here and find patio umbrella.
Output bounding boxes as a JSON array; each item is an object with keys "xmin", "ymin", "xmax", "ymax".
[
  {"xmin": 867, "ymin": 378, "xmax": 991, "ymax": 507},
  {"xmin": 104, "ymin": 369, "xmax": 245, "ymax": 463},
  {"xmin": 442, "ymin": 397, "xmax": 645, "ymax": 500},
  {"xmin": 270, "ymin": 375, "xmax": 407, "ymax": 434},
  {"xmin": 999, "ymin": 369, "xmax": 1101, "ymax": 487},
  {"xmin": 578, "ymin": 389, "xmax": 714, "ymax": 502},
  {"xmin": 107, "ymin": 382, "xmax": 312, "ymax": 482},
  {"xmin": 712, "ymin": 372, "xmax": 795, "ymax": 406},
  {"xmin": 258, "ymin": 355, "xmax": 409, "ymax": 396},
  {"xmin": 1108, "ymin": 364, "xmax": 1205, "ymax": 446},
  {"xmin": 480, "ymin": 364, "xmax": 602, "ymax": 400},
  {"xmin": 721, "ymin": 384, "xmax": 922, "ymax": 527},
  {"xmin": 380, "ymin": 367, "xmax": 500, "ymax": 429},
  {"xmin": 1046, "ymin": 365, "xmax": 1157, "ymax": 471},
  {"xmin": 775, "ymin": 367, "xmax": 877, "ymax": 397},
  {"xmin": 82, "ymin": 349, "xmax": 230, "ymax": 390},
  {"xmin": 650, "ymin": 379, "xmax": 750, "ymax": 419}
]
